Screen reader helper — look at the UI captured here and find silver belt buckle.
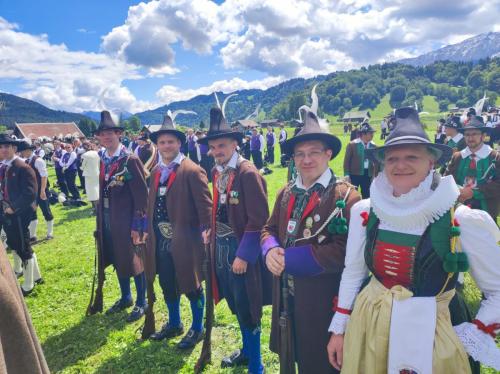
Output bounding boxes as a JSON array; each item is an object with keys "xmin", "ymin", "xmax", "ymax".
[
  {"xmin": 157, "ymin": 222, "xmax": 173, "ymax": 239},
  {"xmin": 215, "ymin": 222, "xmax": 234, "ymax": 238}
]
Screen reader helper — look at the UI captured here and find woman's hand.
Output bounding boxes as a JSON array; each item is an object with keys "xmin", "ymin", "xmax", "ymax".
[{"xmin": 327, "ymin": 333, "xmax": 344, "ymax": 370}]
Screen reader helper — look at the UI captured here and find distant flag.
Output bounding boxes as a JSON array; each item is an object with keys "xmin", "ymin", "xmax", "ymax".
[{"xmin": 474, "ymin": 92, "xmax": 488, "ymax": 116}]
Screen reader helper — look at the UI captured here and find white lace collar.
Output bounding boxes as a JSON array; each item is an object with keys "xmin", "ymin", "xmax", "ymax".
[
  {"xmin": 460, "ymin": 144, "xmax": 492, "ymax": 160},
  {"xmin": 369, "ymin": 170, "xmax": 459, "ymax": 231}
]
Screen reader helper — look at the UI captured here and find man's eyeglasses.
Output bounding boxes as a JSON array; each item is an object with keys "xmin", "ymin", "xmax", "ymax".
[{"xmin": 293, "ymin": 149, "xmax": 326, "ymax": 161}]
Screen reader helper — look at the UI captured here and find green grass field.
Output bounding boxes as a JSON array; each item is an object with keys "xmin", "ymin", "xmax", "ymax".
[{"xmin": 14, "ymin": 124, "xmax": 499, "ymax": 373}]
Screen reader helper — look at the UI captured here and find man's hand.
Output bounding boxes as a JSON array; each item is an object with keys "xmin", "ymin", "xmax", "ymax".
[
  {"xmin": 459, "ymin": 186, "xmax": 474, "ymax": 202},
  {"xmin": 202, "ymin": 229, "xmax": 211, "ymax": 245},
  {"xmin": 4, "ymin": 207, "xmax": 14, "ymax": 215},
  {"xmin": 131, "ymin": 230, "xmax": 142, "ymax": 245},
  {"xmin": 265, "ymin": 247, "xmax": 285, "ymax": 276},
  {"xmin": 327, "ymin": 334, "xmax": 344, "ymax": 370},
  {"xmin": 40, "ymin": 190, "xmax": 47, "ymax": 200},
  {"xmin": 141, "ymin": 232, "xmax": 148, "ymax": 244},
  {"xmin": 344, "ymin": 176, "xmax": 351, "ymax": 184},
  {"xmin": 232, "ymin": 257, "xmax": 248, "ymax": 274}
]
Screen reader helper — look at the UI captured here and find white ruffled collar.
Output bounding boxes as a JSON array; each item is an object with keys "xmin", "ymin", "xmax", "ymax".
[{"xmin": 369, "ymin": 170, "xmax": 459, "ymax": 231}]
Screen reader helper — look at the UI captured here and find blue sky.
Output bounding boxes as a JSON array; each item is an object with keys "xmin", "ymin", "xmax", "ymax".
[{"xmin": 0, "ymin": 0, "xmax": 497, "ymax": 114}]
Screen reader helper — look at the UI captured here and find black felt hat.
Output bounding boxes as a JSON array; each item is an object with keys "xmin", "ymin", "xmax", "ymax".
[
  {"xmin": 150, "ymin": 111, "xmax": 189, "ymax": 144},
  {"xmin": 359, "ymin": 122, "xmax": 376, "ymax": 133},
  {"xmin": 444, "ymin": 116, "xmax": 462, "ymax": 130},
  {"xmin": 366, "ymin": 107, "xmax": 453, "ymax": 165},
  {"xmin": 94, "ymin": 111, "xmax": 124, "ymax": 135},
  {"xmin": 197, "ymin": 93, "xmax": 242, "ymax": 145},
  {"xmin": 283, "ymin": 110, "xmax": 341, "ymax": 160},
  {"xmin": 16, "ymin": 139, "xmax": 35, "ymax": 152},
  {"xmin": 459, "ymin": 115, "xmax": 490, "ymax": 133},
  {"xmin": 0, "ymin": 133, "xmax": 19, "ymax": 146}
]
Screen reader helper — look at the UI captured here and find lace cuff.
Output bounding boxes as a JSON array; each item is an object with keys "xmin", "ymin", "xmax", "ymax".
[
  {"xmin": 454, "ymin": 322, "xmax": 500, "ymax": 370},
  {"xmin": 328, "ymin": 312, "xmax": 350, "ymax": 334}
]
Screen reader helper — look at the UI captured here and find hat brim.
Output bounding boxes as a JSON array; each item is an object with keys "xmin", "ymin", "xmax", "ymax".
[
  {"xmin": 458, "ymin": 126, "xmax": 490, "ymax": 133},
  {"xmin": 365, "ymin": 140, "xmax": 453, "ymax": 165},
  {"xmin": 0, "ymin": 139, "xmax": 20, "ymax": 146},
  {"xmin": 150, "ymin": 129, "xmax": 186, "ymax": 144},
  {"xmin": 197, "ymin": 131, "xmax": 243, "ymax": 145},
  {"xmin": 283, "ymin": 133, "xmax": 342, "ymax": 160},
  {"xmin": 17, "ymin": 143, "xmax": 36, "ymax": 152},
  {"xmin": 93, "ymin": 126, "xmax": 125, "ymax": 135}
]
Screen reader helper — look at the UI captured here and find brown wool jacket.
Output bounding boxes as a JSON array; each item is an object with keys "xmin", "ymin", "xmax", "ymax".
[
  {"xmin": 261, "ymin": 178, "xmax": 361, "ymax": 373},
  {"xmin": 96, "ymin": 154, "xmax": 148, "ymax": 278},
  {"xmin": 0, "ymin": 242, "xmax": 49, "ymax": 374},
  {"xmin": 210, "ymin": 159, "xmax": 272, "ymax": 324},
  {"xmin": 343, "ymin": 139, "xmax": 377, "ymax": 177},
  {"xmin": 145, "ymin": 158, "xmax": 212, "ymax": 294}
]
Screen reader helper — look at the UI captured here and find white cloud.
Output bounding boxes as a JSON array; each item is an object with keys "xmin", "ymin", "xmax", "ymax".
[
  {"xmin": 0, "ymin": 16, "xmax": 152, "ymax": 113},
  {"xmin": 155, "ymin": 76, "xmax": 285, "ymax": 105}
]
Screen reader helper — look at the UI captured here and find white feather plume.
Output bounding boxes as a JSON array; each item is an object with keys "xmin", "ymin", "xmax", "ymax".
[
  {"xmin": 310, "ymin": 84, "xmax": 319, "ymax": 115},
  {"xmin": 213, "ymin": 92, "xmax": 221, "ymax": 109},
  {"xmin": 222, "ymin": 93, "xmax": 237, "ymax": 117},
  {"xmin": 171, "ymin": 110, "xmax": 197, "ymax": 122}
]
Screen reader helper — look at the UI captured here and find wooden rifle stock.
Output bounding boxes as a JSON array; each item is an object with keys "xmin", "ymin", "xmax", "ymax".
[
  {"xmin": 279, "ymin": 273, "xmax": 296, "ymax": 374},
  {"xmin": 194, "ymin": 243, "xmax": 214, "ymax": 373}
]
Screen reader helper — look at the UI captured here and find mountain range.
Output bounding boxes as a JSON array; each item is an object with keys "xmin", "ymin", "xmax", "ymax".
[
  {"xmin": 398, "ymin": 32, "xmax": 500, "ymax": 66},
  {"xmin": 0, "ymin": 32, "xmax": 498, "ymax": 128}
]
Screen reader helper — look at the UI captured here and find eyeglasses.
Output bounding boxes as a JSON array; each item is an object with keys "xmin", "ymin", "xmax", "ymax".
[{"xmin": 293, "ymin": 149, "xmax": 326, "ymax": 161}]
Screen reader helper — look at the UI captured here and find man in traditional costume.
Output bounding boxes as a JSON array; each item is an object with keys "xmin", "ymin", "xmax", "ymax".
[
  {"xmin": 143, "ymin": 111, "xmax": 212, "ymax": 349},
  {"xmin": 444, "ymin": 115, "xmax": 466, "ymax": 152},
  {"xmin": 265, "ymin": 126, "xmax": 277, "ymax": 165},
  {"xmin": 186, "ymin": 128, "xmax": 199, "ymax": 164},
  {"xmin": 0, "ymin": 241, "xmax": 50, "ymax": 373},
  {"xmin": 279, "ymin": 124, "xmax": 287, "ymax": 157},
  {"xmin": 59, "ymin": 143, "xmax": 81, "ymax": 202},
  {"xmin": 87, "ymin": 111, "xmax": 149, "ymax": 323},
  {"xmin": 0, "ymin": 134, "xmax": 43, "ymax": 296},
  {"xmin": 343, "ymin": 122, "xmax": 377, "ymax": 198},
  {"xmin": 198, "ymin": 96, "xmax": 271, "ymax": 374},
  {"xmin": 51, "ymin": 140, "xmax": 69, "ymax": 196},
  {"xmin": 327, "ymin": 107, "xmax": 500, "ymax": 373},
  {"xmin": 18, "ymin": 140, "xmax": 55, "ymax": 241},
  {"xmin": 445, "ymin": 115, "xmax": 499, "ymax": 220},
  {"xmin": 261, "ymin": 108, "xmax": 361, "ymax": 373},
  {"xmin": 250, "ymin": 127, "xmax": 265, "ymax": 170}
]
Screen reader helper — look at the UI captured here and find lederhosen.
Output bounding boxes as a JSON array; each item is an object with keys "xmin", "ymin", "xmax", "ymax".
[
  {"xmin": 364, "ymin": 208, "xmax": 479, "ymax": 374},
  {"xmin": 28, "ymin": 157, "xmax": 53, "ymax": 222},
  {"xmin": 152, "ymin": 169, "xmax": 202, "ymax": 303},
  {"xmin": 213, "ymin": 171, "xmax": 255, "ymax": 328}
]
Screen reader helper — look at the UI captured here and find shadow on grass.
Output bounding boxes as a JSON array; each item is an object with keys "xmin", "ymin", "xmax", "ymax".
[
  {"xmin": 54, "ymin": 205, "xmax": 94, "ymax": 225},
  {"xmin": 93, "ymin": 335, "xmax": 198, "ymax": 373},
  {"xmin": 42, "ymin": 312, "xmax": 127, "ymax": 372}
]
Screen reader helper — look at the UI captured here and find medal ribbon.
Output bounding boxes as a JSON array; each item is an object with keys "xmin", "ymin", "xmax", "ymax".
[{"xmin": 286, "ymin": 190, "xmax": 320, "ymax": 223}]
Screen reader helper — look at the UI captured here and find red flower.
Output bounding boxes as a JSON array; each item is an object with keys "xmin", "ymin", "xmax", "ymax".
[{"xmin": 360, "ymin": 211, "xmax": 369, "ymax": 226}]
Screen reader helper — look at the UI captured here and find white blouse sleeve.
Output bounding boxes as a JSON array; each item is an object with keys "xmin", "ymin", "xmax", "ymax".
[
  {"xmin": 328, "ymin": 199, "xmax": 371, "ymax": 334},
  {"xmin": 453, "ymin": 205, "xmax": 500, "ymax": 370}
]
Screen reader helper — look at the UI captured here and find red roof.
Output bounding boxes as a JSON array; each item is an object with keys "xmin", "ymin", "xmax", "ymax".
[{"xmin": 14, "ymin": 122, "xmax": 85, "ymax": 139}]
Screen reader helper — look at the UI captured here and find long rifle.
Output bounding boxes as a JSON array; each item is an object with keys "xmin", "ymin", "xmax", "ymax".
[
  {"xmin": 140, "ymin": 234, "xmax": 156, "ymax": 339},
  {"xmin": 279, "ymin": 273, "xmax": 296, "ymax": 374},
  {"xmin": 194, "ymin": 243, "xmax": 214, "ymax": 373},
  {"xmin": 86, "ymin": 230, "xmax": 104, "ymax": 315}
]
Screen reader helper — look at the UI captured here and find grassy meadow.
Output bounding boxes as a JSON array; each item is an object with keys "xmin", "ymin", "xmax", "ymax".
[{"xmin": 13, "ymin": 111, "xmax": 499, "ymax": 373}]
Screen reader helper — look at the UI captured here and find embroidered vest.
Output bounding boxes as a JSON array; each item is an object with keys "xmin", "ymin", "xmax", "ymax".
[
  {"xmin": 250, "ymin": 135, "xmax": 261, "ymax": 151},
  {"xmin": 364, "ymin": 209, "xmax": 459, "ymax": 296}
]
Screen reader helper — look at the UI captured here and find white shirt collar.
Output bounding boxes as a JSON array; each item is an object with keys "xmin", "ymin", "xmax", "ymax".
[
  {"xmin": 460, "ymin": 143, "xmax": 492, "ymax": 160},
  {"xmin": 294, "ymin": 167, "xmax": 332, "ymax": 191},
  {"xmin": 104, "ymin": 143, "xmax": 124, "ymax": 159},
  {"xmin": 451, "ymin": 133, "xmax": 463, "ymax": 142},
  {"xmin": 2, "ymin": 156, "xmax": 18, "ymax": 167},
  {"xmin": 159, "ymin": 152, "xmax": 185, "ymax": 167},
  {"xmin": 216, "ymin": 151, "xmax": 239, "ymax": 172}
]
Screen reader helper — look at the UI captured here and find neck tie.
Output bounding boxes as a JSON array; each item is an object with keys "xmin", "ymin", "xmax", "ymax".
[{"xmin": 469, "ymin": 153, "xmax": 476, "ymax": 170}]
